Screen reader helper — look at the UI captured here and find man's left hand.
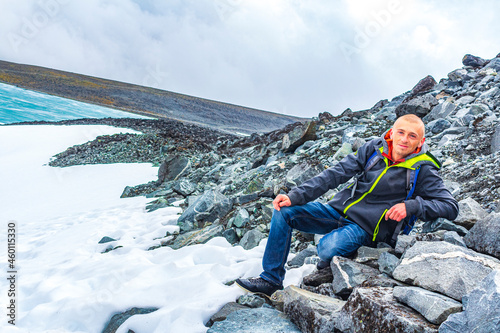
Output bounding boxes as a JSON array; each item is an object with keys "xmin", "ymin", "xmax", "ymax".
[{"xmin": 385, "ymin": 203, "xmax": 407, "ymax": 221}]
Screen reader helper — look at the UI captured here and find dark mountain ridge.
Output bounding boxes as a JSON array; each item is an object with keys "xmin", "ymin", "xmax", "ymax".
[{"xmin": 0, "ymin": 60, "xmax": 306, "ymax": 135}]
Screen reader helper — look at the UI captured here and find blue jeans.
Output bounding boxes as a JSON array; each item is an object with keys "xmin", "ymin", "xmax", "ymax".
[{"xmin": 260, "ymin": 202, "xmax": 371, "ymax": 285}]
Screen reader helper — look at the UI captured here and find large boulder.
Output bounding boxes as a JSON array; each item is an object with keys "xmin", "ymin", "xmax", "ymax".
[
  {"xmin": 239, "ymin": 229, "xmax": 266, "ymax": 250},
  {"xmin": 395, "ymin": 93, "xmax": 439, "ymax": 118},
  {"xmin": 157, "ymin": 155, "xmax": 191, "ymax": 184},
  {"xmin": 282, "ymin": 285, "xmax": 346, "ymax": 333},
  {"xmin": 207, "ymin": 307, "xmax": 301, "ymax": 333},
  {"xmin": 453, "ymin": 198, "xmax": 488, "ymax": 229},
  {"xmin": 439, "ymin": 270, "xmax": 500, "ymax": 333},
  {"xmin": 393, "ymin": 286, "xmax": 462, "ymax": 325},
  {"xmin": 462, "ymin": 54, "xmax": 487, "ymax": 67},
  {"xmin": 177, "ymin": 190, "xmax": 233, "ymax": 232},
  {"xmin": 392, "ymin": 241, "xmax": 500, "ymax": 301},
  {"xmin": 464, "ymin": 212, "xmax": 500, "ymax": 259},
  {"xmin": 281, "ymin": 121, "xmax": 317, "ymax": 153},
  {"xmin": 336, "ymin": 287, "xmax": 439, "ymax": 333}
]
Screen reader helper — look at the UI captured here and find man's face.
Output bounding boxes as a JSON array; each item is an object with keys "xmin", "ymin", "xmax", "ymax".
[{"xmin": 390, "ymin": 119, "xmax": 425, "ymax": 160}]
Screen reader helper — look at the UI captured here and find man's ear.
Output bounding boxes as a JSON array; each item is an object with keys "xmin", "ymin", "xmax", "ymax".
[{"xmin": 418, "ymin": 137, "xmax": 425, "ymax": 148}]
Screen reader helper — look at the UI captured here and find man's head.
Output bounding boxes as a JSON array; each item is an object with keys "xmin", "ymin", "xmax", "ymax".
[{"xmin": 390, "ymin": 114, "xmax": 426, "ymax": 161}]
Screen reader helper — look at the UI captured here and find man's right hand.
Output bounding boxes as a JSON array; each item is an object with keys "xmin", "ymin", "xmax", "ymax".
[{"xmin": 273, "ymin": 194, "xmax": 291, "ymax": 211}]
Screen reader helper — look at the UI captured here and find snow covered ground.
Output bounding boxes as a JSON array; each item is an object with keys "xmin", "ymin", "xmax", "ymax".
[{"xmin": 0, "ymin": 125, "xmax": 314, "ymax": 333}]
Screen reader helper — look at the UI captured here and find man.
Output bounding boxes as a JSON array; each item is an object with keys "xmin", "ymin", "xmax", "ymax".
[{"xmin": 236, "ymin": 114, "xmax": 459, "ymax": 297}]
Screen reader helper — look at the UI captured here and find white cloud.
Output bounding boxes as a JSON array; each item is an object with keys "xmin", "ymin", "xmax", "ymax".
[{"xmin": 0, "ymin": 0, "xmax": 499, "ymax": 118}]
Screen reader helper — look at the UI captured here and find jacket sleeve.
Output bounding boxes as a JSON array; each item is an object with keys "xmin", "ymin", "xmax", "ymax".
[
  {"xmin": 286, "ymin": 140, "xmax": 378, "ymax": 206},
  {"xmin": 404, "ymin": 165, "xmax": 459, "ymax": 221}
]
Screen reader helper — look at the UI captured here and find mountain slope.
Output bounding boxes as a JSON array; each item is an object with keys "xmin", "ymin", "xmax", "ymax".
[{"xmin": 0, "ymin": 60, "xmax": 306, "ymax": 134}]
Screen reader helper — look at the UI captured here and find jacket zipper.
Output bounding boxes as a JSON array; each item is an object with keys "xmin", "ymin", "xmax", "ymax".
[
  {"xmin": 343, "ymin": 158, "xmax": 390, "ymax": 215},
  {"xmin": 372, "ymin": 209, "xmax": 388, "ymax": 241}
]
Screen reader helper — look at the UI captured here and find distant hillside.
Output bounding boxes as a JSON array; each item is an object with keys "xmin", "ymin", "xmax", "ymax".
[{"xmin": 0, "ymin": 60, "xmax": 306, "ymax": 134}]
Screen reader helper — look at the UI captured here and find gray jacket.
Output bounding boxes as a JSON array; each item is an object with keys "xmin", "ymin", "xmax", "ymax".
[{"xmin": 287, "ymin": 132, "xmax": 459, "ymax": 243}]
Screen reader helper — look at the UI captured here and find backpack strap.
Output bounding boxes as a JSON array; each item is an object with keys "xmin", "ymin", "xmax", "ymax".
[{"xmin": 342, "ymin": 150, "xmax": 381, "ymax": 205}]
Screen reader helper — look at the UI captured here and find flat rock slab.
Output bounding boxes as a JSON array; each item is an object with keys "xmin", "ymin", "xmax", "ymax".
[
  {"xmin": 207, "ymin": 307, "xmax": 301, "ymax": 333},
  {"xmin": 392, "ymin": 241, "xmax": 500, "ymax": 301},
  {"xmin": 336, "ymin": 287, "xmax": 438, "ymax": 333},
  {"xmin": 282, "ymin": 285, "xmax": 346, "ymax": 333},
  {"xmin": 393, "ymin": 286, "xmax": 462, "ymax": 325}
]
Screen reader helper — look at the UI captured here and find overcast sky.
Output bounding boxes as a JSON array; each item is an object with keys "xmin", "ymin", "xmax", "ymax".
[{"xmin": 1, "ymin": 0, "xmax": 499, "ymax": 118}]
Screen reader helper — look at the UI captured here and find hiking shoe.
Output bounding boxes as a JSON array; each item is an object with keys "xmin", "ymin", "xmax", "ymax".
[
  {"xmin": 235, "ymin": 277, "xmax": 283, "ymax": 297},
  {"xmin": 316, "ymin": 259, "xmax": 330, "ymax": 270}
]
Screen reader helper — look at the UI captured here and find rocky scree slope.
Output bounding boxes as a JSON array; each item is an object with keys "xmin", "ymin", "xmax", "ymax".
[{"xmin": 48, "ymin": 53, "xmax": 500, "ymax": 333}]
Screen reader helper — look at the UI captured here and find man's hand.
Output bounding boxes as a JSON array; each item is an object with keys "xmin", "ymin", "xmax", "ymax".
[
  {"xmin": 273, "ymin": 194, "xmax": 292, "ymax": 211},
  {"xmin": 385, "ymin": 203, "xmax": 407, "ymax": 222}
]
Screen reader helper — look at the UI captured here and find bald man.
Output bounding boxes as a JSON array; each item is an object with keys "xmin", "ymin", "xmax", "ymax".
[{"xmin": 236, "ymin": 114, "xmax": 459, "ymax": 297}]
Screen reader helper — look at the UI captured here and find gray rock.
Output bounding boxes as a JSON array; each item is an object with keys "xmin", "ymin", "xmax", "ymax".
[
  {"xmin": 462, "ymin": 54, "xmax": 487, "ymax": 67},
  {"xmin": 98, "ymin": 236, "xmax": 117, "ymax": 244},
  {"xmin": 282, "ymin": 285, "xmax": 346, "ymax": 333},
  {"xmin": 330, "ymin": 256, "xmax": 380, "ymax": 297},
  {"xmin": 332, "ymin": 142, "xmax": 353, "ymax": 161},
  {"xmin": 393, "ymin": 286, "xmax": 462, "ymax": 325},
  {"xmin": 170, "ymin": 224, "xmax": 224, "ymax": 250},
  {"xmin": 353, "ymin": 246, "xmax": 392, "ymax": 269},
  {"xmin": 491, "ymin": 123, "xmax": 500, "ymax": 153},
  {"xmin": 177, "ymin": 190, "xmax": 233, "ymax": 232},
  {"xmin": 395, "ymin": 234, "xmax": 416, "ymax": 255},
  {"xmin": 455, "ymin": 95, "xmax": 475, "ymax": 106},
  {"xmin": 439, "ymin": 270, "xmax": 500, "ymax": 333},
  {"xmin": 395, "ymin": 93, "xmax": 439, "ymax": 118},
  {"xmin": 157, "ymin": 156, "xmax": 191, "ymax": 184},
  {"xmin": 288, "ymin": 244, "xmax": 317, "ymax": 267},
  {"xmin": 102, "ymin": 307, "xmax": 159, "ymax": 333},
  {"xmin": 453, "ymin": 197, "xmax": 488, "ymax": 229},
  {"xmin": 342, "ymin": 125, "xmax": 368, "ymax": 145},
  {"xmin": 232, "ymin": 208, "xmax": 250, "ymax": 228},
  {"xmin": 237, "ymin": 294, "xmax": 266, "ymax": 308},
  {"xmin": 410, "ymin": 75, "xmax": 437, "ymax": 95},
  {"xmin": 464, "ymin": 212, "xmax": 500, "ymax": 259},
  {"xmin": 424, "ymin": 101, "xmax": 457, "ymax": 122},
  {"xmin": 207, "ymin": 307, "xmax": 301, "ymax": 333},
  {"xmin": 392, "ymin": 241, "xmax": 500, "ymax": 301},
  {"xmin": 442, "ymin": 231, "xmax": 466, "ymax": 247},
  {"xmin": 302, "ymin": 266, "xmax": 333, "ymax": 287},
  {"xmin": 286, "ymin": 162, "xmax": 323, "ymax": 187},
  {"xmin": 206, "ymin": 302, "xmax": 248, "ymax": 327},
  {"xmin": 222, "ymin": 228, "xmax": 238, "ymax": 244},
  {"xmin": 281, "ymin": 121, "xmax": 317, "ymax": 153},
  {"xmin": 172, "ymin": 178, "xmax": 196, "ymax": 196},
  {"xmin": 484, "ymin": 57, "xmax": 500, "ymax": 71},
  {"xmin": 336, "ymin": 287, "xmax": 438, "ymax": 333},
  {"xmin": 378, "ymin": 252, "xmax": 400, "ymax": 276},
  {"xmin": 239, "ymin": 229, "xmax": 266, "ymax": 250},
  {"xmin": 422, "ymin": 218, "xmax": 468, "ymax": 236},
  {"xmin": 427, "ymin": 119, "xmax": 451, "ymax": 134},
  {"xmin": 448, "ymin": 69, "xmax": 468, "ymax": 81}
]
